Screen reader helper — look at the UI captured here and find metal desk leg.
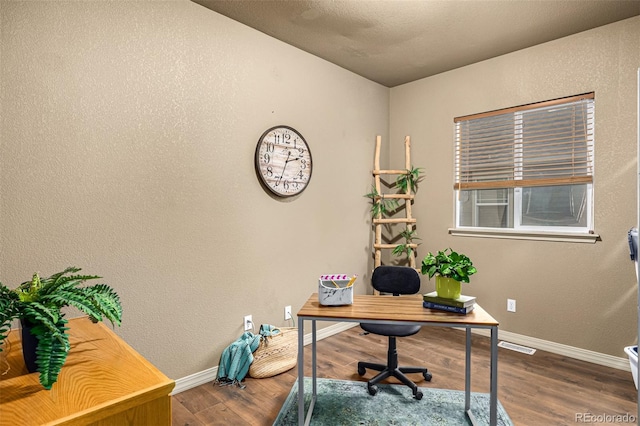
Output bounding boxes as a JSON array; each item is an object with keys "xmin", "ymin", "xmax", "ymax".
[
  {"xmin": 490, "ymin": 325, "xmax": 498, "ymax": 426},
  {"xmin": 297, "ymin": 316, "xmax": 304, "ymax": 426},
  {"xmin": 312, "ymin": 320, "xmax": 317, "ymax": 398},
  {"xmin": 297, "ymin": 318, "xmax": 317, "ymax": 426},
  {"xmin": 465, "ymin": 326, "xmax": 497, "ymax": 426},
  {"xmin": 465, "ymin": 327, "xmax": 471, "ymax": 411},
  {"xmin": 465, "ymin": 327, "xmax": 479, "ymax": 425}
]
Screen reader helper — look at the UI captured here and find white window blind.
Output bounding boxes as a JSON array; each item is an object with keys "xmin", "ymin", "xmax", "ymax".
[{"xmin": 454, "ymin": 93, "xmax": 594, "ymax": 191}]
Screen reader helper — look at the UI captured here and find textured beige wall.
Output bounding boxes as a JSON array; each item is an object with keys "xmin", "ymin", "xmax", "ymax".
[
  {"xmin": 2, "ymin": 0, "xmax": 636, "ymax": 384},
  {"xmin": 0, "ymin": 1, "xmax": 388, "ymax": 379},
  {"xmin": 390, "ymin": 16, "xmax": 640, "ymax": 357}
]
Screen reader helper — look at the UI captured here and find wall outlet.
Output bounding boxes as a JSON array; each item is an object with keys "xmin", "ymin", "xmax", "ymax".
[
  {"xmin": 507, "ymin": 299, "xmax": 516, "ymax": 313},
  {"xmin": 243, "ymin": 314, "xmax": 253, "ymax": 331},
  {"xmin": 284, "ymin": 305, "xmax": 292, "ymax": 320}
]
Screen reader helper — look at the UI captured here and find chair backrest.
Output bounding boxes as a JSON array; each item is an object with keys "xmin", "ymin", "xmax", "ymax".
[{"xmin": 371, "ymin": 266, "xmax": 421, "ymax": 296}]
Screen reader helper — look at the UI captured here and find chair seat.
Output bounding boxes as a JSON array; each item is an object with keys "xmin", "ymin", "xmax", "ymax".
[
  {"xmin": 360, "ymin": 322, "xmax": 421, "ymax": 337},
  {"xmin": 358, "ymin": 266, "xmax": 431, "ymax": 400}
]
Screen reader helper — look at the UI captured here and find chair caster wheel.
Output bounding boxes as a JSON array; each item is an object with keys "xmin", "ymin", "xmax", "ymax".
[
  {"xmin": 367, "ymin": 383, "xmax": 378, "ymax": 396},
  {"xmin": 423, "ymin": 372, "xmax": 432, "ymax": 381},
  {"xmin": 358, "ymin": 365, "xmax": 366, "ymax": 376},
  {"xmin": 414, "ymin": 390, "xmax": 423, "ymax": 400}
]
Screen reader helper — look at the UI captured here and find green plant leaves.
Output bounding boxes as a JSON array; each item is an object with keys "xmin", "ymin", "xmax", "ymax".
[
  {"xmin": 392, "ymin": 244, "xmax": 410, "ymax": 257},
  {"xmin": 29, "ymin": 319, "xmax": 70, "ymax": 390},
  {"xmin": 0, "ymin": 283, "xmax": 20, "ymax": 353},
  {"xmin": 392, "ymin": 228, "xmax": 421, "ymax": 258},
  {"xmin": 85, "ymin": 284, "xmax": 123, "ymax": 326},
  {"xmin": 365, "ymin": 167, "xmax": 423, "ymax": 219},
  {"xmin": 364, "ymin": 186, "xmax": 398, "ymax": 218},
  {"xmin": 420, "ymin": 248, "xmax": 477, "ymax": 283},
  {"xmin": 0, "ymin": 267, "xmax": 122, "ymax": 389},
  {"xmin": 367, "ymin": 166, "xmax": 424, "ymax": 262},
  {"xmin": 395, "ymin": 166, "xmax": 423, "ymax": 193}
]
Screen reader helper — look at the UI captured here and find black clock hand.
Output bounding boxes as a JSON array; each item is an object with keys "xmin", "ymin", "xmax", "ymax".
[{"xmin": 276, "ymin": 152, "xmax": 291, "ymax": 186}]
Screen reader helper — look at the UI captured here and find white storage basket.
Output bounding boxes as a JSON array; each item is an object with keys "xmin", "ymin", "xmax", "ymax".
[{"xmin": 318, "ymin": 275, "xmax": 354, "ymax": 306}]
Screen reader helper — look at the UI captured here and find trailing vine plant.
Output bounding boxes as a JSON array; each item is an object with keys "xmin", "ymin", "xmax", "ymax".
[
  {"xmin": 392, "ymin": 227, "xmax": 421, "ymax": 258},
  {"xmin": 364, "ymin": 186, "xmax": 398, "ymax": 218},
  {"xmin": 365, "ymin": 164, "xmax": 425, "ymax": 264},
  {"xmin": 364, "ymin": 166, "xmax": 424, "ymax": 219},
  {"xmin": 396, "ymin": 166, "xmax": 423, "ymax": 194}
]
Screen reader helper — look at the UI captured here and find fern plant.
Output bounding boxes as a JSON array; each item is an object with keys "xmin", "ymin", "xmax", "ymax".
[{"xmin": 0, "ymin": 267, "xmax": 122, "ymax": 389}]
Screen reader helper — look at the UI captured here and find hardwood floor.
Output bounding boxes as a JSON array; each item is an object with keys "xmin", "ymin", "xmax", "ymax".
[{"xmin": 172, "ymin": 326, "xmax": 637, "ymax": 425}]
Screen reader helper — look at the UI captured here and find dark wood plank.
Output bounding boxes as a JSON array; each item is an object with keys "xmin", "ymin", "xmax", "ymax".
[{"xmin": 172, "ymin": 326, "xmax": 637, "ymax": 426}]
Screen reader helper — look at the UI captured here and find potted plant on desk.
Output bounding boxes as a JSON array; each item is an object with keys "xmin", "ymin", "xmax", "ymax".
[
  {"xmin": 0, "ymin": 267, "xmax": 122, "ymax": 389},
  {"xmin": 421, "ymin": 248, "xmax": 477, "ymax": 299}
]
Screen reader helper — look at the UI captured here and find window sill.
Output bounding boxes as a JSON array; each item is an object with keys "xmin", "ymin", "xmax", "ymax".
[{"xmin": 448, "ymin": 228, "xmax": 600, "ymax": 243}]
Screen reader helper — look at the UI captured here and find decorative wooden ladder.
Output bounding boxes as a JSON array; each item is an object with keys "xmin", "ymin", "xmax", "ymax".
[{"xmin": 372, "ymin": 135, "xmax": 418, "ymax": 284}]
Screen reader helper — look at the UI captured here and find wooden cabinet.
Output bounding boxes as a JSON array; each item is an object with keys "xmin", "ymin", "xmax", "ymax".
[{"xmin": 0, "ymin": 317, "xmax": 175, "ymax": 425}]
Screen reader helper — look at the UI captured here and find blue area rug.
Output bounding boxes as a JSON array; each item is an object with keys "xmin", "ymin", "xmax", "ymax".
[{"xmin": 273, "ymin": 378, "xmax": 513, "ymax": 426}]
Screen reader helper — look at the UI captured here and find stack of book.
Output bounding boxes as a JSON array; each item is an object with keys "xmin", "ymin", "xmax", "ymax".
[{"xmin": 423, "ymin": 291, "xmax": 476, "ymax": 314}]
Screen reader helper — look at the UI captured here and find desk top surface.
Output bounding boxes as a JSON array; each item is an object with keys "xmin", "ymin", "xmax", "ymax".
[
  {"xmin": 298, "ymin": 293, "xmax": 498, "ymax": 326},
  {"xmin": 0, "ymin": 317, "xmax": 174, "ymax": 426}
]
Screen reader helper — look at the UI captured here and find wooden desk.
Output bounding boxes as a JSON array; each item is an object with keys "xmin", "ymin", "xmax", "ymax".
[
  {"xmin": 296, "ymin": 293, "xmax": 499, "ymax": 426},
  {"xmin": 0, "ymin": 317, "xmax": 175, "ymax": 426}
]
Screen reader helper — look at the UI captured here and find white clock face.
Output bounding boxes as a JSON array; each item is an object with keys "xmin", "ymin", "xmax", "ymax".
[{"xmin": 255, "ymin": 126, "xmax": 312, "ymax": 197}]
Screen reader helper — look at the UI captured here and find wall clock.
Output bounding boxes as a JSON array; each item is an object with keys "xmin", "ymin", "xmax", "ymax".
[{"xmin": 254, "ymin": 125, "xmax": 313, "ymax": 197}]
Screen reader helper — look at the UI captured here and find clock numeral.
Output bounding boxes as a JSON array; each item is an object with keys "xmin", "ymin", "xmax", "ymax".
[
  {"xmin": 266, "ymin": 166, "xmax": 273, "ymax": 177},
  {"xmin": 300, "ymin": 159, "xmax": 307, "ymax": 169},
  {"xmin": 263, "ymin": 153, "xmax": 271, "ymax": 164},
  {"xmin": 266, "ymin": 142, "xmax": 274, "ymax": 153},
  {"xmin": 283, "ymin": 133, "xmax": 291, "ymax": 144},
  {"xmin": 297, "ymin": 170, "xmax": 304, "ymax": 180}
]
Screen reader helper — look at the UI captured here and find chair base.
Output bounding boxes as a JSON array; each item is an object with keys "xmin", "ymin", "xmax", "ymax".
[{"xmin": 357, "ymin": 336, "xmax": 432, "ymax": 400}]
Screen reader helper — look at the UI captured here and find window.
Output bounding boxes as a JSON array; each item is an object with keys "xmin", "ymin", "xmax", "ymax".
[{"xmin": 454, "ymin": 93, "xmax": 594, "ymax": 235}]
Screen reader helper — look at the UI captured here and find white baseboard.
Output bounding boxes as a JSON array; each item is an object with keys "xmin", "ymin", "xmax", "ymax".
[
  {"xmin": 303, "ymin": 322, "xmax": 358, "ymax": 346},
  {"xmin": 173, "ymin": 323, "xmax": 631, "ymax": 395},
  {"xmin": 470, "ymin": 328, "xmax": 631, "ymax": 372},
  {"xmin": 172, "ymin": 366, "xmax": 219, "ymax": 395},
  {"xmin": 172, "ymin": 322, "xmax": 357, "ymax": 395}
]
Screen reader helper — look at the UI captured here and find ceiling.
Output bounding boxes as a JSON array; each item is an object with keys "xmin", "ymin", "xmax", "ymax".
[{"xmin": 193, "ymin": 0, "xmax": 640, "ymax": 87}]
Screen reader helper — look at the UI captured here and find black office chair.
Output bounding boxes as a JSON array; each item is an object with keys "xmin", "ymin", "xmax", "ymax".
[{"xmin": 357, "ymin": 265, "xmax": 432, "ymax": 399}]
